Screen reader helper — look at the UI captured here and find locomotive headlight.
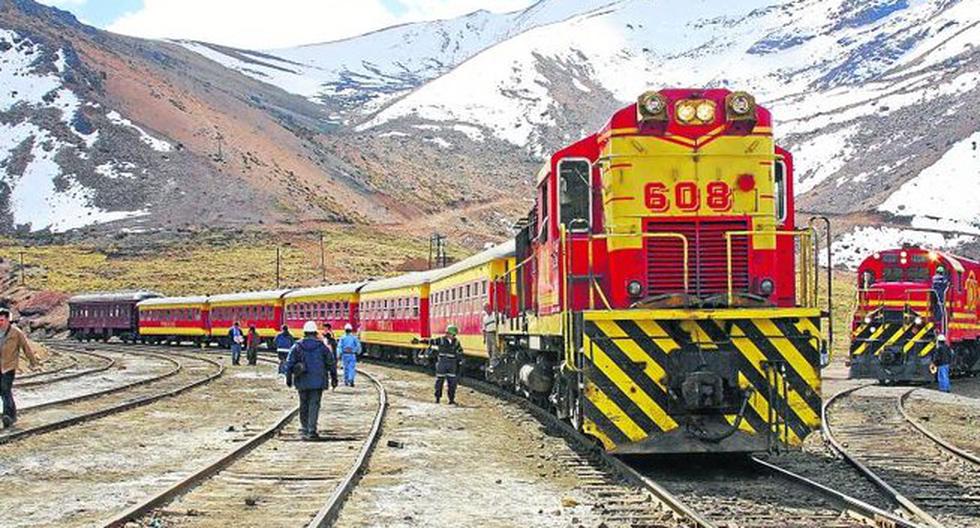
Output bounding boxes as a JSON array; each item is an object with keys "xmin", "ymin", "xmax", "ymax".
[
  {"xmin": 627, "ymin": 280, "xmax": 643, "ymax": 298},
  {"xmin": 864, "ymin": 316, "xmax": 872, "ymax": 324},
  {"xmin": 759, "ymin": 278, "xmax": 775, "ymax": 297},
  {"xmin": 914, "ymin": 316, "xmax": 924, "ymax": 326},
  {"xmin": 726, "ymin": 91, "xmax": 756, "ymax": 120},
  {"xmin": 638, "ymin": 91, "xmax": 668, "ymax": 120},
  {"xmin": 676, "ymin": 101, "xmax": 697, "ymax": 123},
  {"xmin": 696, "ymin": 101, "xmax": 716, "ymax": 122}
]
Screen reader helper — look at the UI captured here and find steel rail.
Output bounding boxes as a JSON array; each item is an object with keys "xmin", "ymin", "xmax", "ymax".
[
  {"xmin": 102, "ymin": 368, "xmax": 386, "ymax": 528},
  {"xmin": 16, "ymin": 349, "xmax": 80, "ymax": 380},
  {"xmin": 0, "ymin": 349, "xmax": 224, "ymax": 445},
  {"xmin": 750, "ymin": 457, "xmax": 928, "ymax": 528},
  {"xmin": 15, "ymin": 348, "xmax": 115, "ymax": 388},
  {"xmin": 898, "ymin": 388, "xmax": 980, "ymax": 466},
  {"xmin": 822, "ymin": 384, "xmax": 945, "ymax": 528},
  {"xmin": 307, "ymin": 369, "xmax": 388, "ymax": 527},
  {"xmin": 365, "ymin": 358, "xmax": 717, "ymax": 528},
  {"xmin": 19, "ymin": 350, "xmax": 180, "ymax": 413}
]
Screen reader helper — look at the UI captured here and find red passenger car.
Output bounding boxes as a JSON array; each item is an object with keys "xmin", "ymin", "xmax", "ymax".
[{"xmin": 68, "ymin": 291, "xmax": 161, "ymax": 342}]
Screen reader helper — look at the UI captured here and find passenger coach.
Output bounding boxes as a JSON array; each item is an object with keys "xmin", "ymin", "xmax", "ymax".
[
  {"xmin": 68, "ymin": 291, "xmax": 161, "ymax": 342},
  {"xmin": 283, "ymin": 282, "xmax": 366, "ymax": 338},
  {"xmin": 359, "ymin": 272, "xmax": 438, "ymax": 358},
  {"xmin": 137, "ymin": 296, "xmax": 210, "ymax": 345},
  {"xmin": 208, "ymin": 290, "xmax": 291, "ymax": 347}
]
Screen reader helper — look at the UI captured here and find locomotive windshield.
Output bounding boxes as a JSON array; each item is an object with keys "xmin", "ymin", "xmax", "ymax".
[{"xmin": 882, "ymin": 265, "xmax": 930, "ymax": 283}]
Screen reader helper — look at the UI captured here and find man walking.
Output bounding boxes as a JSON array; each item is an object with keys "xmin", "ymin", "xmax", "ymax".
[
  {"xmin": 246, "ymin": 325, "xmax": 260, "ymax": 366},
  {"xmin": 285, "ymin": 321, "xmax": 332, "ymax": 440},
  {"xmin": 1, "ymin": 308, "xmax": 40, "ymax": 428},
  {"xmin": 933, "ymin": 334, "xmax": 953, "ymax": 393},
  {"xmin": 336, "ymin": 323, "xmax": 361, "ymax": 387},
  {"xmin": 228, "ymin": 321, "xmax": 244, "ymax": 365},
  {"xmin": 428, "ymin": 324, "xmax": 464, "ymax": 405},
  {"xmin": 322, "ymin": 323, "xmax": 339, "ymax": 390},
  {"xmin": 274, "ymin": 325, "xmax": 295, "ymax": 375}
]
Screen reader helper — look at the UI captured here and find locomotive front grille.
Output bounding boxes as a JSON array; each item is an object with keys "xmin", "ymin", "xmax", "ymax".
[{"xmin": 645, "ymin": 219, "xmax": 750, "ymax": 298}]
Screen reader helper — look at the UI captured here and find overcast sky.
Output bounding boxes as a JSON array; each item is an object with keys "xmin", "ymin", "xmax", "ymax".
[{"xmin": 37, "ymin": 0, "xmax": 537, "ymax": 49}]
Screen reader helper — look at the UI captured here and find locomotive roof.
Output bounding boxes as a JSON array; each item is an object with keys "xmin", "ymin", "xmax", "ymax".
[
  {"xmin": 432, "ymin": 240, "xmax": 515, "ymax": 282},
  {"xmin": 284, "ymin": 282, "xmax": 368, "ymax": 299},
  {"xmin": 861, "ymin": 247, "xmax": 979, "ymax": 274},
  {"xmin": 138, "ymin": 295, "xmax": 209, "ymax": 307},
  {"xmin": 361, "ymin": 270, "xmax": 441, "ymax": 293},
  {"xmin": 68, "ymin": 291, "xmax": 163, "ymax": 304},
  {"xmin": 209, "ymin": 289, "xmax": 293, "ymax": 304}
]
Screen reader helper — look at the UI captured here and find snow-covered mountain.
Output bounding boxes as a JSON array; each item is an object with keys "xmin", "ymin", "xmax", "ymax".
[
  {"xmin": 177, "ymin": 0, "xmax": 618, "ymax": 117},
  {"xmin": 3, "ymin": 0, "xmax": 978, "ymax": 263},
  {"xmin": 338, "ymin": 0, "xmax": 980, "ymax": 265}
]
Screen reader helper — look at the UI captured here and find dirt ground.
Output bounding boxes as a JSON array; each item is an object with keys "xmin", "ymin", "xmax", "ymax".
[
  {"xmin": 904, "ymin": 377, "xmax": 980, "ymax": 457},
  {"xmin": 335, "ymin": 364, "xmax": 600, "ymax": 528},
  {"xmin": 0, "ymin": 356, "xmax": 295, "ymax": 528},
  {"xmin": 16, "ymin": 349, "xmax": 174, "ymax": 409}
]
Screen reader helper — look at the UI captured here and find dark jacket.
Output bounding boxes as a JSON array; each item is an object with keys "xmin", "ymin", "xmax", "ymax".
[
  {"xmin": 933, "ymin": 342, "xmax": 952, "ymax": 367},
  {"xmin": 285, "ymin": 337, "xmax": 331, "ymax": 391},
  {"xmin": 274, "ymin": 331, "xmax": 295, "ymax": 352},
  {"xmin": 430, "ymin": 336, "xmax": 463, "ymax": 376},
  {"xmin": 323, "ymin": 332, "xmax": 338, "ymax": 365}
]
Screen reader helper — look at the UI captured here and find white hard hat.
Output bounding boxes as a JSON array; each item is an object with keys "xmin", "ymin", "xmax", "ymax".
[
  {"xmin": 344, "ymin": 323, "xmax": 353, "ymax": 331},
  {"xmin": 303, "ymin": 321, "xmax": 318, "ymax": 333}
]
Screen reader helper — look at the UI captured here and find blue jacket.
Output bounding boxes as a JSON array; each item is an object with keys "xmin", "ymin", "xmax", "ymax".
[
  {"xmin": 285, "ymin": 337, "xmax": 331, "ymax": 390},
  {"xmin": 337, "ymin": 333, "xmax": 361, "ymax": 356},
  {"xmin": 274, "ymin": 331, "xmax": 295, "ymax": 352}
]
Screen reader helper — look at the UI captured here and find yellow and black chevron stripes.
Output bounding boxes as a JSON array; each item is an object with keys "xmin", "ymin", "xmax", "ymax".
[
  {"xmin": 580, "ymin": 313, "xmax": 823, "ymax": 453},
  {"xmin": 850, "ymin": 322, "xmax": 935, "ymax": 358}
]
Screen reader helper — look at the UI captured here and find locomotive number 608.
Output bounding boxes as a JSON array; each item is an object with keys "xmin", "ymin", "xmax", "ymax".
[{"xmin": 644, "ymin": 181, "xmax": 732, "ymax": 212}]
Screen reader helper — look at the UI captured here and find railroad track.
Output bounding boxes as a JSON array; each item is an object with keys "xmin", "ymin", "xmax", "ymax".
[
  {"xmin": 14, "ymin": 348, "xmax": 116, "ymax": 388},
  {"xmin": 0, "ymin": 342, "xmax": 224, "ymax": 445},
  {"xmin": 103, "ymin": 368, "xmax": 386, "ymax": 528},
  {"xmin": 367, "ymin": 359, "xmax": 921, "ymax": 528},
  {"xmin": 825, "ymin": 384, "xmax": 980, "ymax": 528}
]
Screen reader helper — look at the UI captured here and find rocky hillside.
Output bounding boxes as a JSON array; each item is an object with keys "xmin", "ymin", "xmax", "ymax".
[{"xmin": 2, "ymin": 0, "xmax": 978, "ymax": 267}]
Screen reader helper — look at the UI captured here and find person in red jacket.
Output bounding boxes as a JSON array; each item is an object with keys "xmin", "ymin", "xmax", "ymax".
[{"xmin": 246, "ymin": 325, "xmax": 260, "ymax": 366}]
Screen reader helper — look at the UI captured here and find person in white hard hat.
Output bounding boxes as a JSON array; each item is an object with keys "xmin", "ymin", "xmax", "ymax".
[
  {"xmin": 336, "ymin": 323, "xmax": 361, "ymax": 387},
  {"xmin": 284, "ymin": 321, "xmax": 332, "ymax": 440}
]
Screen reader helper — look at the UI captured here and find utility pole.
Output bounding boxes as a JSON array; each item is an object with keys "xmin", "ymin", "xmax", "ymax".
[
  {"xmin": 275, "ymin": 247, "xmax": 281, "ymax": 289},
  {"xmin": 19, "ymin": 250, "xmax": 25, "ymax": 286},
  {"xmin": 319, "ymin": 233, "xmax": 326, "ymax": 283},
  {"xmin": 428, "ymin": 233, "xmax": 447, "ymax": 270}
]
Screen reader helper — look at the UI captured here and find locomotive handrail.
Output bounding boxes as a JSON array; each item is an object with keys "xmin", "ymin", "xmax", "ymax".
[
  {"xmin": 724, "ymin": 229, "xmax": 817, "ymax": 308},
  {"xmin": 584, "ymin": 231, "xmax": 691, "ymax": 294}
]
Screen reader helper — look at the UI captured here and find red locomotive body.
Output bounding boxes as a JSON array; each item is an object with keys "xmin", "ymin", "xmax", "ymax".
[{"xmin": 850, "ymin": 247, "xmax": 980, "ymax": 381}]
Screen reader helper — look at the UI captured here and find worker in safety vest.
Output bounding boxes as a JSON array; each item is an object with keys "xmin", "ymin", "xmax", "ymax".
[
  {"xmin": 426, "ymin": 325, "xmax": 464, "ymax": 405},
  {"xmin": 336, "ymin": 324, "xmax": 361, "ymax": 387},
  {"xmin": 932, "ymin": 266, "xmax": 950, "ymax": 332}
]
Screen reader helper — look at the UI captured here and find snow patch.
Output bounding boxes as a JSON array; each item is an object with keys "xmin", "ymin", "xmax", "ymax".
[
  {"xmin": 878, "ymin": 131, "xmax": 980, "ymax": 232},
  {"xmin": 0, "ymin": 122, "xmax": 147, "ymax": 232},
  {"xmin": 792, "ymin": 124, "xmax": 860, "ymax": 194},
  {"xmin": 829, "ymin": 226, "xmax": 977, "ymax": 268},
  {"xmin": 106, "ymin": 111, "xmax": 173, "ymax": 152},
  {"xmin": 423, "ymin": 137, "xmax": 452, "ymax": 149}
]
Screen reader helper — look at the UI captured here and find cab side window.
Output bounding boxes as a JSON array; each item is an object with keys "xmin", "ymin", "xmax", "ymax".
[
  {"xmin": 559, "ymin": 159, "xmax": 591, "ymax": 230},
  {"xmin": 774, "ymin": 160, "xmax": 787, "ymax": 224}
]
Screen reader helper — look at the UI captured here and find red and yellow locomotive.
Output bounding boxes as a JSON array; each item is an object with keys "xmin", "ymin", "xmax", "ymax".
[
  {"xmin": 850, "ymin": 247, "xmax": 980, "ymax": 382},
  {"xmin": 492, "ymin": 88, "xmax": 829, "ymax": 454}
]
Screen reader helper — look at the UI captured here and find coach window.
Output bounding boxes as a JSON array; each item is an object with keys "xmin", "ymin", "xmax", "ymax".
[
  {"xmin": 774, "ymin": 160, "xmax": 788, "ymax": 225},
  {"xmin": 559, "ymin": 159, "xmax": 591, "ymax": 230}
]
